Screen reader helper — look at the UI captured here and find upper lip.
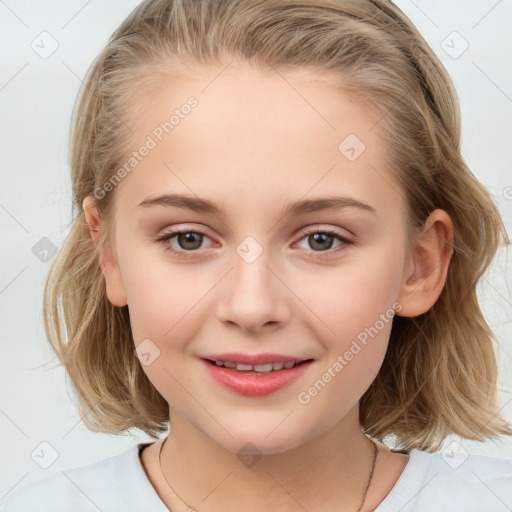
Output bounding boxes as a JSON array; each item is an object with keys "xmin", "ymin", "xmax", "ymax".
[{"xmin": 201, "ymin": 353, "xmax": 313, "ymax": 365}]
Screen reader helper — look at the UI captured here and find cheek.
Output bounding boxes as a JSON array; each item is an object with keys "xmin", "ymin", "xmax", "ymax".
[
  {"xmin": 118, "ymin": 244, "xmax": 200, "ymax": 344},
  {"xmin": 288, "ymin": 247, "xmax": 403, "ymax": 409},
  {"xmin": 296, "ymin": 250, "xmax": 403, "ymax": 345},
  {"xmin": 294, "ymin": 264, "xmax": 399, "ymax": 422},
  {"xmin": 121, "ymin": 258, "xmax": 208, "ymax": 398},
  {"xmin": 125, "ymin": 269, "xmax": 206, "ymax": 346}
]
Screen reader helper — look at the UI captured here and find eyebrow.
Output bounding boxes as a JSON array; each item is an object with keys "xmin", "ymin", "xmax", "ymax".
[{"xmin": 138, "ymin": 193, "xmax": 377, "ymax": 217}]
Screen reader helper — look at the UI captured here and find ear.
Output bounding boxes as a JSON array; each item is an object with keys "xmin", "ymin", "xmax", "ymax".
[
  {"xmin": 396, "ymin": 209, "xmax": 454, "ymax": 318},
  {"xmin": 82, "ymin": 195, "xmax": 128, "ymax": 307}
]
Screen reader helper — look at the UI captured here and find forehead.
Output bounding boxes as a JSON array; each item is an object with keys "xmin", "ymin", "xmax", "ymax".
[{"xmin": 114, "ymin": 62, "xmax": 402, "ymax": 220}]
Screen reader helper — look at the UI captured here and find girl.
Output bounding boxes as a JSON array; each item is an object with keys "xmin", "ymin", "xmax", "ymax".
[{"xmin": 2, "ymin": 0, "xmax": 511, "ymax": 510}]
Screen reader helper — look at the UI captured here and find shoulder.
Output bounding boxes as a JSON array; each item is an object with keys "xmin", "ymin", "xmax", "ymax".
[
  {"xmin": 0, "ymin": 444, "xmax": 143, "ymax": 512},
  {"xmin": 377, "ymin": 448, "xmax": 512, "ymax": 512}
]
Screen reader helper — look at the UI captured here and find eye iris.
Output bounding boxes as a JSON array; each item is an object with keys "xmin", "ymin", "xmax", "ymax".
[
  {"xmin": 171, "ymin": 231, "xmax": 340, "ymax": 252},
  {"xmin": 178, "ymin": 232, "xmax": 203, "ymax": 250},
  {"xmin": 309, "ymin": 233, "xmax": 333, "ymax": 251}
]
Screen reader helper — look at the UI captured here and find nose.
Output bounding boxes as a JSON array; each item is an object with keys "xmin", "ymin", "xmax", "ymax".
[{"xmin": 215, "ymin": 248, "xmax": 290, "ymax": 334}]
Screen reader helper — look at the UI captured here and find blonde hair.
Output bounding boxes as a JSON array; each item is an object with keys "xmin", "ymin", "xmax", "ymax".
[{"xmin": 43, "ymin": 0, "xmax": 511, "ymax": 451}]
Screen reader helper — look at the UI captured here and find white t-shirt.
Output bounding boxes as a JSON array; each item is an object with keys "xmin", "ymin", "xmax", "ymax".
[{"xmin": 1, "ymin": 443, "xmax": 511, "ymax": 511}]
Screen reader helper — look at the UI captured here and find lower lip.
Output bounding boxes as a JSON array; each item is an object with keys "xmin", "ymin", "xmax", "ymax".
[{"xmin": 201, "ymin": 359, "xmax": 313, "ymax": 397}]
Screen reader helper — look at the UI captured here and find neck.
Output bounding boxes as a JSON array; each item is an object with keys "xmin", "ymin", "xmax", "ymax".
[{"xmin": 158, "ymin": 405, "xmax": 377, "ymax": 512}]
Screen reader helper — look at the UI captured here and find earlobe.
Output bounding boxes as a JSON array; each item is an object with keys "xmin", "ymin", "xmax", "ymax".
[
  {"xmin": 396, "ymin": 209, "xmax": 454, "ymax": 318},
  {"xmin": 82, "ymin": 195, "xmax": 128, "ymax": 307}
]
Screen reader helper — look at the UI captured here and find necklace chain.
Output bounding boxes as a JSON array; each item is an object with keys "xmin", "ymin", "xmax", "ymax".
[{"xmin": 158, "ymin": 434, "xmax": 378, "ymax": 512}]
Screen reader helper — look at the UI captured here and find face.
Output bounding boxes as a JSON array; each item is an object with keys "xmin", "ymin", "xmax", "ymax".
[{"xmin": 96, "ymin": 61, "xmax": 415, "ymax": 454}]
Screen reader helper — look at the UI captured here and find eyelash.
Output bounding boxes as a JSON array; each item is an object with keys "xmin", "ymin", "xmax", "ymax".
[{"xmin": 154, "ymin": 228, "xmax": 353, "ymax": 260}]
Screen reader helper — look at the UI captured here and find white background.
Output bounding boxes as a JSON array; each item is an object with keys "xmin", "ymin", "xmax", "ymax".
[{"xmin": 1, "ymin": 0, "xmax": 511, "ymax": 499}]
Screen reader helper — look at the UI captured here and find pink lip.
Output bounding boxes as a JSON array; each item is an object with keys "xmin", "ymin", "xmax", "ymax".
[
  {"xmin": 200, "ymin": 352, "xmax": 310, "ymax": 365},
  {"xmin": 200, "ymin": 358, "xmax": 314, "ymax": 397}
]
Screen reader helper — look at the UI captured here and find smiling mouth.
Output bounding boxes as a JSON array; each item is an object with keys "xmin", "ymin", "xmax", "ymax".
[{"xmin": 203, "ymin": 359, "xmax": 314, "ymax": 373}]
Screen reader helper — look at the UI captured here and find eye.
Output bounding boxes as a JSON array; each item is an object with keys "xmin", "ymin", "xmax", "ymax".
[
  {"xmin": 296, "ymin": 228, "xmax": 352, "ymax": 257},
  {"xmin": 155, "ymin": 228, "xmax": 214, "ymax": 259},
  {"xmin": 154, "ymin": 226, "xmax": 353, "ymax": 260}
]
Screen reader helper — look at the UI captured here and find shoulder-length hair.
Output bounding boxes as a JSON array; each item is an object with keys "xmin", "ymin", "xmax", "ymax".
[{"xmin": 43, "ymin": 0, "xmax": 511, "ymax": 451}]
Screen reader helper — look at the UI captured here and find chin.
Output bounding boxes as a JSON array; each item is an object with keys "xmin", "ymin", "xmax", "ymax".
[{"xmin": 208, "ymin": 423, "xmax": 311, "ymax": 456}]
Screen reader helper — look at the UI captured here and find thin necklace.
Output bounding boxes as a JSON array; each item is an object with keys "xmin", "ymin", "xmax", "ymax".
[{"xmin": 158, "ymin": 434, "xmax": 378, "ymax": 512}]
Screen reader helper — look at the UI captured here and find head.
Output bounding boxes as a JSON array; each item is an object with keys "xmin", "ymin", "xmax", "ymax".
[{"xmin": 44, "ymin": 0, "xmax": 511, "ymax": 452}]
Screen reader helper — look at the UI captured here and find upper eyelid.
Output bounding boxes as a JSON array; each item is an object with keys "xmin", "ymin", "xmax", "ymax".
[
  {"xmin": 299, "ymin": 226, "xmax": 353, "ymax": 239},
  {"xmin": 160, "ymin": 223, "xmax": 352, "ymax": 236}
]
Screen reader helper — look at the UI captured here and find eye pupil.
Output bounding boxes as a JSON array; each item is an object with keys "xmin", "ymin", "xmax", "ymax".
[
  {"xmin": 178, "ymin": 232, "xmax": 203, "ymax": 250},
  {"xmin": 309, "ymin": 233, "xmax": 334, "ymax": 251}
]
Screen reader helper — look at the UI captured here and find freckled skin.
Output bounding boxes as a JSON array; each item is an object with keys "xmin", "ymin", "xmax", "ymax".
[{"xmin": 83, "ymin": 61, "xmax": 453, "ymax": 512}]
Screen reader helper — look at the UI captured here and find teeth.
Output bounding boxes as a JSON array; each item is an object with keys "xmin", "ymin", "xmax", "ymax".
[
  {"xmin": 236, "ymin": 363, "xmax": 253, "ymax": 371},
  {"xmin": 212, "ymin": 360, "xmax": 300, "ymax": 372},
  {"xmin": 254, "ymin": 363, "xmax": 274, "ymax": 372}
]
